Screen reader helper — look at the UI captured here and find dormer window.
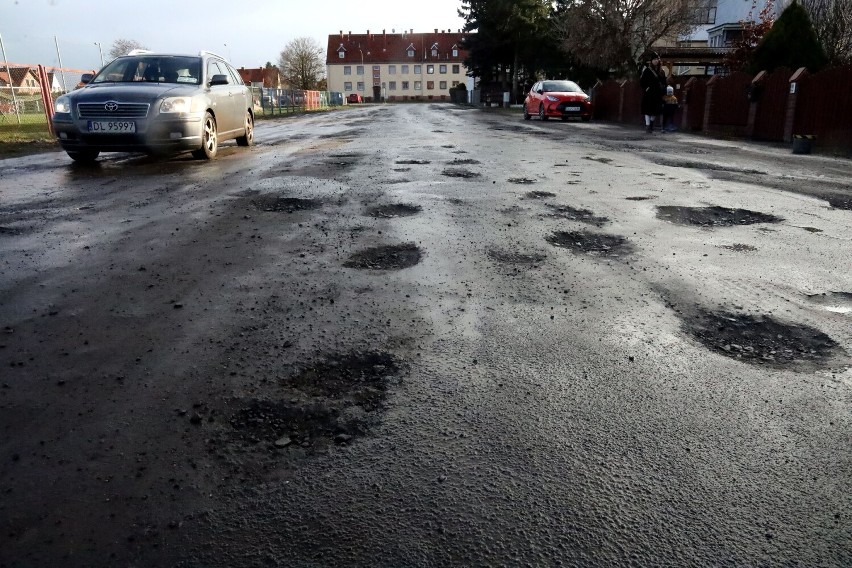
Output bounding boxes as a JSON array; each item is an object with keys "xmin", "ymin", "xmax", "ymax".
[
  {"xmin": 406, "ymin": 43, "xmax": 415, "ymax": 57},
  {"xmin": 339, "ymin": 51, "xmax": 345, "ymax": 58},
  {"xmin": 337, "ymin": 44, "xmax": 346, "ymax": 59},
  {"xmin": 431, "ymin": 43, "xmax": 439, "ymax": 57},
  {"xmin": 452, "ymin": 45, "xmax": 459, "ymax": 57}
]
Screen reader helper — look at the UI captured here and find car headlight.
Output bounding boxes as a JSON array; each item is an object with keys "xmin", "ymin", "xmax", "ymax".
[
  {"xmin": 545, "ymin": 95, "xmax": 560, "ymax": 102},
  {"xmin": 54, "ymin": 97, "xmax": 71, "ymax": 114},
  {"xmin": 160, "ymin": 97, "xmax": 192, "ymax": 113}
]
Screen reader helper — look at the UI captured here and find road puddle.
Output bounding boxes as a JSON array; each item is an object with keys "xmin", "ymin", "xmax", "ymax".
[
  {"xmin": 442, "ymin": 168, "xmax": 481, "ymax": 179},
  {"xmin": 524, "ymin": 191, "xmax": 555, "ymax": 199}
]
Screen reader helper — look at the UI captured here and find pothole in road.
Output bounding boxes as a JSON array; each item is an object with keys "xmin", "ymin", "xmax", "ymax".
[
  {"xmin": 396, "ymin": 159, "xmax": 430, "ymax": 165},
  {"xmin": 801, "ymin": 227, "xmax": 823, "ymax": 233},
  {"xmin": 720, "ymin": 243, "xmax": 758, "ymax": 252},
  {"xmin": 546, "ymin": 204, "xmax": 609, "ymax": 226},
  {"xmin": 0, "ymin": 226, "xmax": 25, "ymax": 235},
  {"xmin": 252, "ymin": 196, "xmax": 322, "ymax": 213},
  {"xmin": 525, "ymin": 191, "xmax": 555, "ymax": 199},
  {"xmin": 583, "ymin": 156, "xmax": 614, "ymax": 164},
  {"xmin": 682, "ymin": 309, "xmax": 843, "ymax": 367},
  {"xmin": 487, "ymin": 249, "xmax": 547, "ymax": 266},
  {"xmin": 546, "ymin": 231, "xmax": 631, "ymax": 256},
  {"xmin": 442, "ymin": 168, "xmax": 481, "ymax": 179},
  {"xmin": 344, "ymin": 243, "xmax": 423, "ymax": 270},
  {"xmin": 827, "ymin": 196, "xmax": 852, "ymax": 210},
  {"xmin": 366, "ymin": 203, "xmax": 422, "ymax": 218},
  {"xmin": 806, "ymin": 291, "xmax": 852, "ymax": 314},
  {"xmin": 509, "ymin": 178, "xmax": 537, "ymax": 185},
  {"xmin": 625, "ymin": 196, "xmax": 657, "ymax": 201},
  {"xmin": 319, "ymin": 129, "xmax": 366, "ymax": 139},
  {"xmin": 652, "ymin": 158, "xmax": 768, "ymax": 175},
  {"xmin": 657, "ymin": 206, "xmax": 783, "ymax": 227},
  {"xmin": 228, "ymin": 352, "xmax": 404, "ymax": 450},
  {"xmin": 447, "ymin": 158, "xmax": 481, "ymax": 165}
]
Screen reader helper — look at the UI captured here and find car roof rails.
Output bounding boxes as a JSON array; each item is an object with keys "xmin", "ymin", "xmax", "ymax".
[
  {"xmin": 199, "ymin": 50, "xmax": 228, "ymax": 61},
  {"xmin": 127, "ymin": 49, "xmax": 154, "ymax": 56}
]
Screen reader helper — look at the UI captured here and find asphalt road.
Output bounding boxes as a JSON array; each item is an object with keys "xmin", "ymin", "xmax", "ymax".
[{"xmin": 1, "ymin": 104, "xmax": 850, "ymax": 567}]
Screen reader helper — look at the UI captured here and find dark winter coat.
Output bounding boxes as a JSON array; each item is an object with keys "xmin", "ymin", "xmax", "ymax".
[{"xmin": 640, "ymin": 66, "xmax": 666, "ymax": 116}]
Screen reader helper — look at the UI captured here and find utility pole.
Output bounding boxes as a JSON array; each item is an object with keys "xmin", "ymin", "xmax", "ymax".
[
  {"xmin": 94, "ymin": 41, "xmax": 104, "ymax": 68},
  {"xmin": 54, "ymin": 36, "xmax": 67, "ymax": 91},
  {"xmin": 0, "ymin": 32, "xmax": 21, "ymax": 124}
]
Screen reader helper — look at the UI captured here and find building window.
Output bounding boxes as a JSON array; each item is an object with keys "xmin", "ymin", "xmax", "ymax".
[
  {"xmin": 414, "ymin": 65, "xmax": 421, "ymax": 74},
  {"xmin": 439, "ymin": 81, "xmax": 447, "ymax": 89},
  {"xmin": 344, "ymin": 66, "xmax": 352, "ymax": 75},
  {"xmin": 357, "ymin": 82, "xmax": 365, "ymax": 91},
  {"xmin": 452, "ymin": 81, "xmax": 460, "ymax": 87},
  {"xmin": 414, "ymin": 81, "xmax": 422, "ymax": 90},
  {"xmin": 452, "ymin": 64, "xmax": 460, "ymax": 74},
  {"xmin": 408, "ymin": 49, "xmax": 414, "ymax": 57},
  {"xmin": 388, "ymin": 65, "xmax": 396, "ymax": 74},
  {"xmin": 693, "ymin": 0, "xmax": 717, "ymax": 24},
  {"xmin": 427, "ymin": 81, "xmax": 434, "ymax": 90},
  {"xmin": 439, "ymin": 64, "xmax": 447, "ymax": 74},
  {"xmin": 344, "ymin": 81, "xmax": 353, "ymax": 91},
  {"xmin": 401, "ymin": 65, "xmax": 409, "ymax": 74},
  {"xmin": 357, "ymin": 66, "xmax": 364, "ymax": 75},
  {"xmin": 402, "ymin": 81, "xmax": 410, "ymax": 90},
  {"xmin": 431, "ymin": 49, "xmax": 438, "ymax": 57},
  {"xmin": 452, "ymin": 48, "xmax": 458, "ymax": 57},
  {"xmin": 338, "ymin": 51, "xmax": 345, "ymax": 59},
  {"xmin": 427, "ymin": 65, "xmax": 434, "ymax": 74},
  {"xmin": 389, "ymin": 81, "xmax": 397, "ymax": 90}
]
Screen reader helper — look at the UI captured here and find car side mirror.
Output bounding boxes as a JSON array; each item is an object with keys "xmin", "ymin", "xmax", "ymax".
[
  {"xmin": 80, "ymin": 73, "xmax": 94, "ymax": 85},
  {"xmin": 209, "ymin": 74, "xmax": 229, "ymax": 86}
]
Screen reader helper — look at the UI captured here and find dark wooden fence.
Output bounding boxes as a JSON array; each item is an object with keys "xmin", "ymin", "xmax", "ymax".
[{"xmin": 591, "ymin": 64, "xmax": 852, "ymax": 154}]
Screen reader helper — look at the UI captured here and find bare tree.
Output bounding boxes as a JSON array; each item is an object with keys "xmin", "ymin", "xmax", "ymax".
[
  {"xmin": 552, "ymin": 0, "xmax": 700, "ymax": 75},
  {"xmin": 277, "ymin": 37, "xmax": 325, "ymax": 91},
  {"xmin": 800, "ymin": 0, "xmax": 852, "ymax": 65},
  {"xmin": 108, "ymin": 39, "xmax": 149, "ymax": 61}
]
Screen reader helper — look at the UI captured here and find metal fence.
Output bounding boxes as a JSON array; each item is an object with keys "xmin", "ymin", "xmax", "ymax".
[{"xmin": 250, "ymin": 87, "xmax": 344, "ymax": 115}]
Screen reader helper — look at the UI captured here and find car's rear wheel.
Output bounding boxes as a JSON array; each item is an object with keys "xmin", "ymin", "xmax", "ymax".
[
  {"xmin": 192, "ymin": 112, "xmax": 218, "ymax": 159},
  {"xmin": 539, "ymin": 105, "xmax": 548, "ymax": 121},
  {"xmin": 523, "ymin": 105, "xmax": 531, "ymax": 120},
  {"xmin": 236, "ymin": 111, "xmax": 253, "ymax": 147},
  {"xmin": 66, "ymin": 150, "xmax": 99, "ymax": 163}
]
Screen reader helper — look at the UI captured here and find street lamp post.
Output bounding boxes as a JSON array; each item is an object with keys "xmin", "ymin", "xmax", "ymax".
[{"xmin": 94, "ymin": 42, "xmax": 104, "ymax": 67}]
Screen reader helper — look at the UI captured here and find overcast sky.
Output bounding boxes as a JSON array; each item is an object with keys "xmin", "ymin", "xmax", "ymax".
[{"xmin": 1, "ymin": 0, "xmax": 467, "ymax": 72}]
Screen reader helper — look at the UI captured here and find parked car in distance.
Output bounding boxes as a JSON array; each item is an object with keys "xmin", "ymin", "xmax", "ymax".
[
  {"xmin": 52, "ymin": 50, "xmax": 254, "ymax": 162},
  {"xmin": 524, "ymin": 80, "xmax": 592, "ymax": 122},
  {"xmin": 347, "ymin": 93, "xmax": 363, "ymax": 104}
]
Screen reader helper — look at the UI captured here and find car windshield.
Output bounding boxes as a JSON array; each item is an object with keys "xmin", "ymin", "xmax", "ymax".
[
  {"xmin": 542, "ymin": 81, "xmax": 583, "ymax": 93},
  {"xmin": 92, "ymin": 56, "xmax": 202, "ymax": 85}
]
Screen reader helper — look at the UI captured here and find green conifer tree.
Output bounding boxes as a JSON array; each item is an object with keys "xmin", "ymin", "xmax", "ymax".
[{"xmin": 750, "ymin": 1, "xmax": 828, "ymax": 73}]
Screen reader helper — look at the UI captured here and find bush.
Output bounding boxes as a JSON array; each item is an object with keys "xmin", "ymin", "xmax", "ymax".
[{"xmin": 750, "ymin": 2, "xmax": 828, "ymax": 73}]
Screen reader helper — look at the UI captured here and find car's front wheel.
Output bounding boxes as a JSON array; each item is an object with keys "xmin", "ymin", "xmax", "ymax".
[
  {"xmin": 192, "ymin": 112, "xmax": 218, "ymax": 159},
  {"xmin": 66, "ymin": 150, "xmax": 99, "ymax": 163},
  {"xmin": 539, "ymin": 105, "xmax": 548, "ymax": 121},
  {"xmin": 523, "ymin": 105, "xmax": 531, "ymax": 120},
  {"xmin": 236, "ymin": 111, "xmax": 253, "ymax": 147}
]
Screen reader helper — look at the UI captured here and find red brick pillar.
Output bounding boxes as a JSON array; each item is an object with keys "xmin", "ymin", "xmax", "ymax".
[
  {"xmin": 783, "ymin": 67, "xmax": 809, "ymax": 143},
  {"xmin": 702, "ymin": 75, "xmax": 719, "ymax": 134},
  {"xmin": 746, "ymin": 71, "xmax": 766, "ymax": 139}
]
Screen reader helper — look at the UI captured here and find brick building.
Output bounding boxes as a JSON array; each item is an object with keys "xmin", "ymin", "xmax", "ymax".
[{"xmin": 326, "ymin": 29, "xmax": 471, "ymax": 101}]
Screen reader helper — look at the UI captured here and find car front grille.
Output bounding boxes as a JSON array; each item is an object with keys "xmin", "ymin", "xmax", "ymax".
[{"xmin": 77, "ymin": 102, "xmax": 150, "ymax": 119}]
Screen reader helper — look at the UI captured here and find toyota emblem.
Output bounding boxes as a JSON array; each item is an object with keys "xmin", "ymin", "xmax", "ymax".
[{"xmin": 104, "ymin": 101, "xmax": 119, "ymax": 112}]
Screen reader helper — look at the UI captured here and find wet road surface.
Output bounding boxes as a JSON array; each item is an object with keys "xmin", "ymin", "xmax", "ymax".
[{"xmin": 1, "ymin": 104, "xmax": 851, "ymax": 566}]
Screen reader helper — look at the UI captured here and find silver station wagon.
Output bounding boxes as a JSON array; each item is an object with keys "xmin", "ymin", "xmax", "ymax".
[{"xmin": 53, "ymin": 50, "xmax": 254, "ymax": 162}]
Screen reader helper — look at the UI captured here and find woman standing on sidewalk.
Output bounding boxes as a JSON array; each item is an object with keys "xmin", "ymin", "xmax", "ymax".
[{"xmin": 640, "ymin": 52, "xmax": 666, "ymax": 133}]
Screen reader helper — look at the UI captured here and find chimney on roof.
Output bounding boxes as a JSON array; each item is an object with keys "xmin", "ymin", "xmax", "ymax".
[
  {"xmin": 340, "ymin": 30, "xmax": 343, "ymax": 38},
  {"xmin": 434, "ymin": 29, "xmax": 438, "ymax": 33}
]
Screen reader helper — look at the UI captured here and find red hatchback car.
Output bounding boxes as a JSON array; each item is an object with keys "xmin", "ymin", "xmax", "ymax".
[
  {"xmin": 347, "ymin": 93, "xmax": 363, "ymax": 104},
  {"xmin": 524, "ymin": 80, "xmax": 592, "ymax": 122}
]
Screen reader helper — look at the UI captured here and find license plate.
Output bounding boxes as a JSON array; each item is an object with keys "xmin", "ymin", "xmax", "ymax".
[
  {"xmin": 87, "ymin": 120, "xmax": 136, "ymax": 133},
  {"xmin": 566, "ymin": 106, "xmax": 581, "ymax": 112}
]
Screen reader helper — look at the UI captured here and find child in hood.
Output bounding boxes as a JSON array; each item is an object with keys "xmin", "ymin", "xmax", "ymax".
[{"xmin": 662, "ymin": 85, "xmax": 679, "ymax": 132}]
